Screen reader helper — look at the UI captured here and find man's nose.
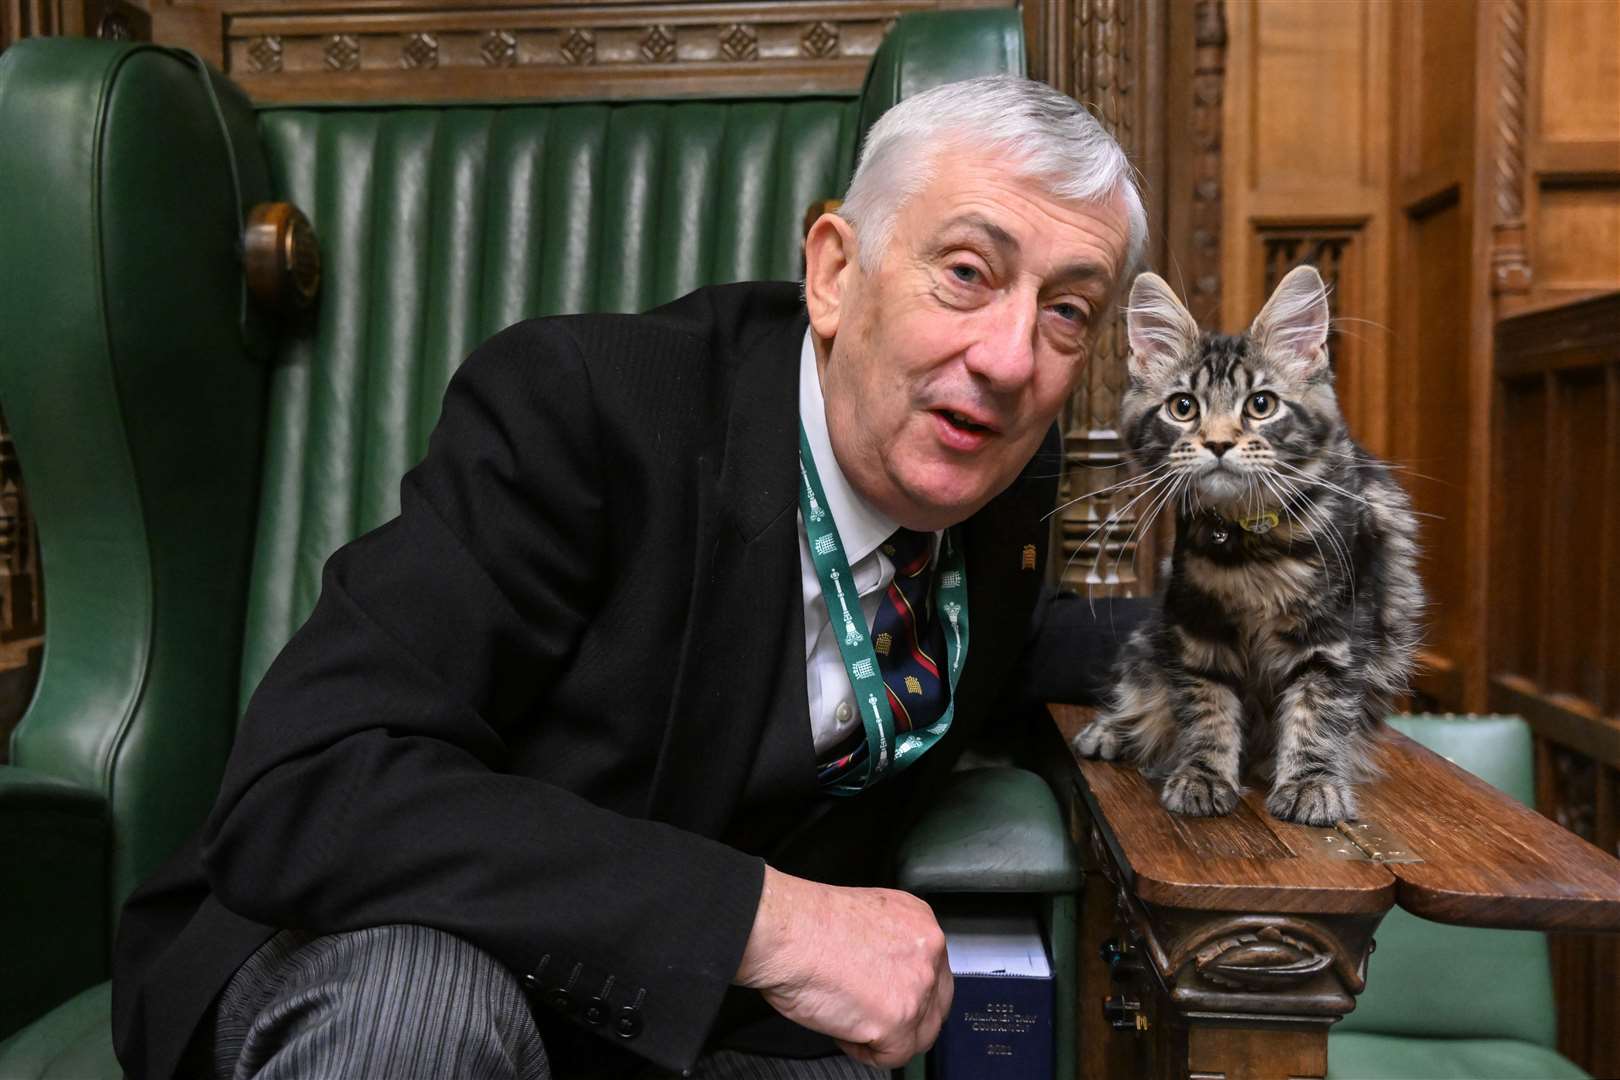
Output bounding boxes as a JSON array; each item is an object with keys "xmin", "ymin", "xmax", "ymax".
[{"xmin": 964, "ymin": 297, "xmax": 1037, "ymax": 390}]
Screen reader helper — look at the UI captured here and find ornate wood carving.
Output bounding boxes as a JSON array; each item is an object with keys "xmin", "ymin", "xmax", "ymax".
[
  {"xmin": 170, "ymin": 1, "xmax": 1005, "ymax": 104},
  {"xmin": 1187, "ymin": 0, "xmax": 1225, "ymax": 328},
  {"xmin": 1, "ymin": 0, "xmax": 148, "ymax": 51},
  {"xmin": 0, "ymin": 412, "xmax": 43, "ymax": 647},
  {"xmin": 1549, "ymin": 742, "xmax": 1600, "ymax": 843},
  {"xmin": 1490, "ymin": 0, "xmax": 1532, "ymax": 295},
  {"xmin": 1057, "ymin": 0, "xmax": 1146, "ymax": 597},
  {"xmin": 1260, "ymin": 227, "xmax": 1355, "ymax": 361},
  {"xmin": 1080, "ymin": 812, "xmax": 1379, "ymax": 1080},
  {"xmin": 1089, "ymin": 825, "xmax": 1378, "ymax": 1021}
]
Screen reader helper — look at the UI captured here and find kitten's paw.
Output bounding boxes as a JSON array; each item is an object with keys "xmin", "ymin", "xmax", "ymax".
[
  {"xmin": 1160, "ymin": 769, "xmax": 1239, "ymax": 817},
  {"xmin": 1267, "ymin": 778, "xmax": 1357, "ymax": 825},
  {"xmin": 1074, "ymin": 722, "xmax": 1123, "ymax": 761}
]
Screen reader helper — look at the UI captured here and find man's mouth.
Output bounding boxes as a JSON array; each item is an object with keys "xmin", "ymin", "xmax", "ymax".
[{"xmin": 936, "ymin": 409, "xmax": 996, "ymax": 435}]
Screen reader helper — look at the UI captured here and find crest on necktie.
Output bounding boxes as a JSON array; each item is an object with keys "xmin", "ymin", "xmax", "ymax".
[
  {"xmin": 905, "ymin": 675, "xmax": 923, "ymax": 696},
  {"xmin": 874, "ymin": 632, "xmax": 893, "ymax": 656}
]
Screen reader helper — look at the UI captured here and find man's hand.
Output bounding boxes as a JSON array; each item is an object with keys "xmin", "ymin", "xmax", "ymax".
[{"xmin": 734, "ymin": 866, "xmax": 953, "ymax": 1068}]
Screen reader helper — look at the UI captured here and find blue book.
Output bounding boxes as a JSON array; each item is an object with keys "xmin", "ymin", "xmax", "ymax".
[{"xmin": 930, "ymin": 909, "xmax": 1054, "ymax": 1080}]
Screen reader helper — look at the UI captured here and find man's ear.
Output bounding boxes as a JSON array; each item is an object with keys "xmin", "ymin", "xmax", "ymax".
[{"xmin": 804, "ymin": 213, "xmax": 859, "ymax": 341}]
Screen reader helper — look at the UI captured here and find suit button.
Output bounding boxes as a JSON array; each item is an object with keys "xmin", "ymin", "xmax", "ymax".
[
  {"xmin": 520, "ymin": 974, "xmax": 538, "ymax": 997},
  {"xmin": 545, "ymin": 988, "xmax": 576, "ymax": 1014},
  {"xmin": 583, "ymin": 997, "xmax": 609, "ymax": 1025},
  {"xmin": 615, "ymin": 1006, "xmax": 644, "ymax": 1039},
  {"xmin": 834, "ymin": 701, "xmax": 853, "ymax": 725}
]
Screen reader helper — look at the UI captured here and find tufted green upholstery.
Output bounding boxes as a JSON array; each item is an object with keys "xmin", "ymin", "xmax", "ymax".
[
  {"xmin": 0, "ymin": 8, "xmax": 1030, "ymax": 1069},
  {"xmin": 1327, "ymin": 715, "xmax": 1587, "ymax": 1080},
  {"xmin": 0, "ymin": 984, "xmax": 119, "ymax": 1080},
  {"xmin": 238, "ymin": 99, "xmax": 865, "ymax": 699}
]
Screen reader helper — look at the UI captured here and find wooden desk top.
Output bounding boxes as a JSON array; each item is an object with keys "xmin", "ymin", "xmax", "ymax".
[{"xmin": 1051, "ymin": 704, "xmax": 1620, "ymax": 932}]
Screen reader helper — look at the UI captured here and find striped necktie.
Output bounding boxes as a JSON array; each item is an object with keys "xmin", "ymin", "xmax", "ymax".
[{"xmin": 817, "ymin": 528, "xmax": 951, "ymax": 786}]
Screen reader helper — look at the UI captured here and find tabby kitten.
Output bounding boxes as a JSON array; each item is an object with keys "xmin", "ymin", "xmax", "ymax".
[{"xmin": 1073, "ymin": 266, "xmax": 1424, "ymax": 826}]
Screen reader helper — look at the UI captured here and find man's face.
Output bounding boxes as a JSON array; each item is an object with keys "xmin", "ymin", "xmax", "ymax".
[{"xmin": 807, "ymin": 150, "xmax": 1130, "ymax": 531}]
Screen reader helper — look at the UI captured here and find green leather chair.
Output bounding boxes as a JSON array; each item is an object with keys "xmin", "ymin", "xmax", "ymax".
[
  {"xmin": 0, "ymin": 11, "xmax": 1057, "ymax": 1076},
  {"xmin": 1327, "ymin": 715, "xmax": 1588, "ymax": 1080}
]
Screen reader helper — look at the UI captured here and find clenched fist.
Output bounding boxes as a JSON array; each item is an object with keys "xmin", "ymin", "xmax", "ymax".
[{"xmin": 734, "ymin": 866, "xmax": 953, "ymax": 1068}]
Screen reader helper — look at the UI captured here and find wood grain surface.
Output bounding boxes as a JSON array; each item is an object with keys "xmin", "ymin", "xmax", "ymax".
[
  {"xmin": 1052, "ymin": 704, "xmax": 1620, "ymax": 930},
  {"xmin": 1366, "ymin": 730, "xmax": 1620, "ymax": 931}
]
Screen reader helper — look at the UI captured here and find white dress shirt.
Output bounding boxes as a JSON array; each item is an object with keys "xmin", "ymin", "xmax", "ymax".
[{"xmin": 797, "ymin": 329, "xmax": 940, "ymax": 755}]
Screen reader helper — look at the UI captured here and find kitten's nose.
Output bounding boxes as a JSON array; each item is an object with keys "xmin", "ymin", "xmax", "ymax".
[{"xmin": 1205, "ymin": 440, "xmax": 1233, "ymax": 458}]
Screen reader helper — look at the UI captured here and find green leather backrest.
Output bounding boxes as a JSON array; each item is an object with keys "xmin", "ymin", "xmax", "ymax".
[
  {"xmin": 0, "ymin": 40, "xmax": 272, "ymax": 918},
  {"xmin": 1338, "ymin": 715, "xmax": 1557, "ymax": 1047},
  {"xmin": 235, "ymin": 6, "xmax": 1027, "ymax": 702},
  {"xmin": 0, "ymin": 9, "xmax": 1026, "ymax": 933},
  {"xmin": 235, "ymin": 99, "xmax": 862, "ymax": 696}
]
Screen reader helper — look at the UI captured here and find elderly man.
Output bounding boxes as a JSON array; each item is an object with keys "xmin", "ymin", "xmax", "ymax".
[{"xmin": 112, "ymin": 75, "xmax": 1145, "ymax": 1080}]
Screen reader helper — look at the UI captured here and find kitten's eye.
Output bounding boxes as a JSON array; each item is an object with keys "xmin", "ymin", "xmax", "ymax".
[
  {"xmin": 1167, "ymin": 394, "xmax": 1199, "ymax": 422},
  {"xmin": 1246, "ymin": 391, "xmax": 1278, "ymax": 419}
]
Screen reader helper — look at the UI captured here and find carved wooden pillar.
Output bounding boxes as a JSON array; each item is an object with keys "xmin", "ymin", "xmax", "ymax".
[
  {"xmin": 1186, "ymin": 0, "xmax": 1225, "ymax": 329},
  {"xmin": 1489, "ymin": 0, "xmax": 1532, "ymax": 296},
  {"xmin": 1050, "ymin": 0, "xmax": 1181, "ymax": 599}
]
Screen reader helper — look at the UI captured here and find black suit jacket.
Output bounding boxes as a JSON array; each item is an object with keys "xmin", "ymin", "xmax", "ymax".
[{"xmin": 112, "ymin": 281, "xmax": 1111, "ymax": 1078}]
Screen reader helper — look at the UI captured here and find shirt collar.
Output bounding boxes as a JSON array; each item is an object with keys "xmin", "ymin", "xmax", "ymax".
[{"xmin": 799, "ymin": 327, "xmax": 897, "ymax": 565}]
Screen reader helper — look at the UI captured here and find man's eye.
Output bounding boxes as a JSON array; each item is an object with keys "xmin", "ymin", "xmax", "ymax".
[
  {"xmin": 950, "ymin": 264, "xmax": 980, "ymax": 284},
  {"xmin": 1051, "ymin": 302, "xmax": 1086, "ymax": 324}
]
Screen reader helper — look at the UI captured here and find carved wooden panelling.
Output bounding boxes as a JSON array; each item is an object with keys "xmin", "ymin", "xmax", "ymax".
[
  {"xmin": 226, "ymin": 15, "xmax": 885, "ymax": 76},
  {"xmin": 0, "ymin": 412, "xmax": 42, "ymax": 645},
  {"xmin": 1055, "ymin": 0, "xmax": 1174, "ymax": 598},
  {"xmin": 1259, "ymin": 227, "xmax": 1355, "ymax": 362},
  {"xmin": 1494, "ymin": 292, "xmax": 1620, "ymax": 1077},
  {"xmin": 143, "ymin": 1, "xmax": 1004, "ymax": 102},
  {"xmin": 1490, "ymin": 0, "xmax": 1531, "ymax": 295},
  {"xmin": 1186, "ymin": 0, "xmax": 1225, "ymax": 329}
]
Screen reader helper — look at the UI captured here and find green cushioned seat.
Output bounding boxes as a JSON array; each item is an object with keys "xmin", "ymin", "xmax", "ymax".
[
  {"xmin": 1329, "ymin": 1032, "xmax": 1588, "ymax": 1080},
  {"xmin": 0, "ymin": 10, "xmax": 1033, "ymax": 1073},
  {"xmin": 0, "ymin": 983, "xmax": 118, "ymax": 1080},
  {"xmin": 1327, "ymin": 715, "xmax": 1586, "ymax": 1080},
  {"xmin": 895, "ymin": 765, "xmax": 1079, "ymax": 894}
]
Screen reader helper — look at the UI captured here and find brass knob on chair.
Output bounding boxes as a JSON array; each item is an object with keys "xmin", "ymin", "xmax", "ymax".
[{"xmin": 244, "ymin": 202, "xmax": 321, "ymax": 314}]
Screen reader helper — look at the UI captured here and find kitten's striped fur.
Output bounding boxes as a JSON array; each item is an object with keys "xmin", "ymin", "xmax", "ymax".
[{"xmin": 1074, "ymin": 267, "xmax": 1425, "ymax": 825}]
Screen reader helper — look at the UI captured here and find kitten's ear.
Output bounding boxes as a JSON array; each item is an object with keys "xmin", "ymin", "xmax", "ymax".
[
  {"xmin": 1126, "ymin": 272, "xmax": 1199, "ymax": 381},
  {"xmin": 1251, "ymin": 265, "xmax": 1331, "ymax": 379}
]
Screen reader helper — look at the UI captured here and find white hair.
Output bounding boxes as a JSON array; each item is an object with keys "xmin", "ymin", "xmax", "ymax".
[{"xmin": 838, "ymin": 75, "xmax": 1148, "ymax": 279}]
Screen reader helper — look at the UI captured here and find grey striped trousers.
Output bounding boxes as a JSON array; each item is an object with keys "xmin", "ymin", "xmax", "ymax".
[{"xmin": 202, "ymin": 924, "xmax": 889, "ymax": 1080}]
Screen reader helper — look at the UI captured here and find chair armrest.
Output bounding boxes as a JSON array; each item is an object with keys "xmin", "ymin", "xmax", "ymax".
[
  {"xmin": 0, "ymin": 766, "xmax": 110, "ymax": 1040},
  {"xmin": 895, "ymin": 766, "xmax": 1080, "ymax": 895}
]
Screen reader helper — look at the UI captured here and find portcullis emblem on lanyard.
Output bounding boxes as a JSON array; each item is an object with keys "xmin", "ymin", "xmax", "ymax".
[{"xmin": 798, "ymin": 421, "xmax": 970, "ymax": 796}]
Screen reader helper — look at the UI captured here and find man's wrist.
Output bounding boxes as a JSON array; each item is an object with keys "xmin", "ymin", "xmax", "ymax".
[{"xmin": 735, "ymin": 864, "xmax": 804, "ymax": 989}]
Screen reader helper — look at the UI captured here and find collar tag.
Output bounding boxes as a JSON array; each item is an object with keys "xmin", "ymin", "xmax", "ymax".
[{"xmin": 1239, "ymin": 511, "xmax": 1281, "ymax": 535}]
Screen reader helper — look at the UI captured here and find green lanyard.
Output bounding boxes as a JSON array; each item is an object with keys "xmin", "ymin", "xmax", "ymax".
[{"xmin": 799, "ymin": 421, "xmax": 970, "ymax": 795}]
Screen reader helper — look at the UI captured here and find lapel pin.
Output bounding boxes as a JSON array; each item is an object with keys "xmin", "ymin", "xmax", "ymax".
[{"xmin": 1020, "ymin": 544, "xmax": 1037, "ymax": 571}]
